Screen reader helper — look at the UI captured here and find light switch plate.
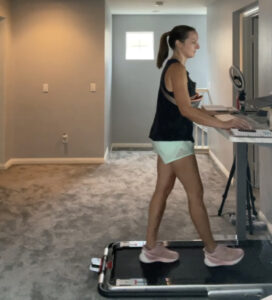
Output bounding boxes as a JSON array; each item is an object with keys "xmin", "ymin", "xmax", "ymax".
[
  {"xmin": 43, "ymin": 83, "xmax": 49, "ymax": 93},
  {"xmin": 90, "ymin": 82, "xmax": 96, "ymax": 92}
]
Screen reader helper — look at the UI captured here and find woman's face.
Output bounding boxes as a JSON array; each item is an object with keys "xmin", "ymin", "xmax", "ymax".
[{"xmin": 178, "ymin": 31, "xmax": 200, "ymax": 58}]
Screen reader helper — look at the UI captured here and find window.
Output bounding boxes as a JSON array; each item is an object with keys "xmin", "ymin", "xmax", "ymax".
[{"xmin": 126, "ymin": 32, "xmax": 154, "ymax": 60}]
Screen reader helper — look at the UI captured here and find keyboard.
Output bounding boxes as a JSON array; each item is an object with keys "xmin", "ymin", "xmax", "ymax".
[{"xmin": 231, "ymin": 128, "xmax": 272, "ymax": 138}]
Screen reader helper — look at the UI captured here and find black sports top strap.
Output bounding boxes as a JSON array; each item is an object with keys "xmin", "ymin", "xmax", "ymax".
[{"xmin": 160, "ymin": 59, "xmax": 196, "ymax": 105}]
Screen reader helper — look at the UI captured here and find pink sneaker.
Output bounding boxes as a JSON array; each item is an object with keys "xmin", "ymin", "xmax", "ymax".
[
  {"xmin": 139, "ymin": 242, "xmax": 179, "ymax": 263},
  {"xmin": 204, "ymin": 244, "xmax": 244, "ymax": 267}
]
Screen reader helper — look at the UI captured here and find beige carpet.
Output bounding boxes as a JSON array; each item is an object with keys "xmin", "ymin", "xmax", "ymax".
[{"xmin": 0, "ymin": 151, "xmax": 260, "ymax": 300}]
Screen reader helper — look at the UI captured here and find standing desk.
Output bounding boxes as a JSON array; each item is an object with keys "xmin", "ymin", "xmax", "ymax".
[{"xmin": 214, "ymin": 112, "xmax": 272, "ymax": 241}]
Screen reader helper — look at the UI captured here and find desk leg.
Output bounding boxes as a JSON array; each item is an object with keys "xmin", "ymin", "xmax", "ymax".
[{"xmin": 235, "ymin": 142, "xmax": 247, "ymax": 241}]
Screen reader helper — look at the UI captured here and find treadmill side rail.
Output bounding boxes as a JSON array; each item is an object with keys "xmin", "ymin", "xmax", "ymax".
[{"xmin": 208, "ymin": 288, "xmax": 264, "ymax": 299}]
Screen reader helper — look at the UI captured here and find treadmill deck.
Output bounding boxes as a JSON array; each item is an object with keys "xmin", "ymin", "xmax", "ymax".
[{"xmin": 94, "ymin": 240, "xmax": 272, "ymax": 298}]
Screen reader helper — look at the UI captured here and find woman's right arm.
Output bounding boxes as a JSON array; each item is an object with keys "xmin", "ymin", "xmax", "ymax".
[{"xmin": 170, "ymin": 64, "xmax": 251, "ymax": 130}]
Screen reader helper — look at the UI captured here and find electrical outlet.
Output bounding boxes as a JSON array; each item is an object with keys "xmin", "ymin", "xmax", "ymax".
[{"xmin": 62, "ymin": 133, "xmax": 68, "ymax": 144}]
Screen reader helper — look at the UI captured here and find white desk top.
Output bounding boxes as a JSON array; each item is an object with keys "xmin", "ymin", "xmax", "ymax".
[{"xmin": 214, "ymin": 113, "xmax": 272, "ymax": 145}]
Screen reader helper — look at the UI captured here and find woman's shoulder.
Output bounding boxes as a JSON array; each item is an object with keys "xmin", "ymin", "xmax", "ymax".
[{"xmin": 167, "ymin": 61, "xmax": 187, "ymax": 77}]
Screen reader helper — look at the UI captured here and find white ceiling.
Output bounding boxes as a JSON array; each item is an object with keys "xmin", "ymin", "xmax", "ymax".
[{"xmin": 107, "ymin": 0, "xmax": 218, "ymax": 15}]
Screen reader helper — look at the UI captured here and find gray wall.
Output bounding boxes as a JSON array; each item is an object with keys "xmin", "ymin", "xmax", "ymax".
[
  {"xmin": 206, "ymin": 0, "xmax": 254, "ymax": 171},
  {"xmin": 4, "ymin": 0, "xmax": 106, "ymax": 161},
  {"xmin": 259, "ymin": 0, "xmax": 272, "ymax": 225},
  {"xmin": 105, "ymin": 1, "xmax": 112, "ymax": 153},
  {"xmin": 112, "ymin": 15, "xmax": 209, "ymax": 144}
]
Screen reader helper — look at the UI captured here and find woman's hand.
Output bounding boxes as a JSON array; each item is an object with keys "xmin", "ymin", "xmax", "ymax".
[
  {"xmin": 191, "ymin": 93, "xmax": 203, "ymax": 100},
  {"xmin": 222, "ymin": 117, "xmax": 252, "ymax": 130}
]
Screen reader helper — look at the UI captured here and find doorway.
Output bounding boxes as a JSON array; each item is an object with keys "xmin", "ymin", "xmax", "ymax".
[
  {"xmin": 233, "ymin": 3, "xmax": 259, "ymax": 188},
  {"xmin": 242, "ymin": 10, "xmax": 259, "ymax": 188}
]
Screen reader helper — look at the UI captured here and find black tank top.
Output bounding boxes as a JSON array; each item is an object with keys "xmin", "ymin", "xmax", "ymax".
[{"xmin": 149, "ymin": 59, "xmax": 196, "ymax": 142}]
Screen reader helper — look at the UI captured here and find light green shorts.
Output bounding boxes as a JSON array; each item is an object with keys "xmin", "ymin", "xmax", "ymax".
[{"xmin": 152, "ymin": 141, "xmax": 195, "ymax": 164}]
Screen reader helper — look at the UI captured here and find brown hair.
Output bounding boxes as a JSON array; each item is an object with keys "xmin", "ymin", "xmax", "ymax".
[{"xmin": 156, "ymin": 25, "xmax": 196, "ymax": 68}]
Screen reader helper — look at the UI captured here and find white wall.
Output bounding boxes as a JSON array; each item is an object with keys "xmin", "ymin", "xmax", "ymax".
[
  {"xmin": 0, "ymin": 0, "xmax": 11, "ymax": 166},
  {"xmin": 105, "ymin": 1, "xmax": 112, "ymax": 153},
  {"xmin": 0, "ymin": 17, "xmax": 5, "ymax": 164},
  {"xmin": 207, "ymin": 0, "xmax": 254, "ymax": 171},
  {"xmin": 5, "ymin": 0, "xmax": 106, "ymax": 162}
]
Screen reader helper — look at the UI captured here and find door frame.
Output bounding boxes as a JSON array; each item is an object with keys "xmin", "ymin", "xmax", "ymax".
[{"xmin": 232, "ymin": 2, "xmax": 259, "ymax": 187}]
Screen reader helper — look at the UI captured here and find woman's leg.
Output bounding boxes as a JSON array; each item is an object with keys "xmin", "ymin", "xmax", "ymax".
[
  {"xmin": 145, "ymin": 155, "xmax": 176, "ymax": 249},
  {"xmin": 170, "ymin": 154, "xmax": 217, "ymax": 252}
]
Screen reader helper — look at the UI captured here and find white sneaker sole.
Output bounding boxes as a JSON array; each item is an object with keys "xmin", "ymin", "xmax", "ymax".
[
  {"xmin": 139, "ymin": 252, "xmax": 179, "ymax": 263},
  {"xmin": 204, "ymin": 253, "xmax": 244, "ymax": 267}
]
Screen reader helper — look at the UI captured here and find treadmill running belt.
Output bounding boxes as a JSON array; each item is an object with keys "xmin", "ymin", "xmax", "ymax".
[{"xmin": 112, "ymin": 241, "xmax": 272, "ymax": 285}]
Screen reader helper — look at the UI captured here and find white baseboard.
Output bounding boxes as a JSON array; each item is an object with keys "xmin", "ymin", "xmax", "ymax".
[
  {"xmin": 104, "ymin": 147, "xmax": 109, "ymax": 162},
  {"xmin": 111, "ymin": 143, "xmax": 152, "ymax": 150},
  {"xmin": 0, "ymin": 163, "xmax": 6, "ymax": 170},
  {"xmin": 0, "ymin": 159, "xmax": 13, "ymax": 170},
  {"xmin": 0, "ymin": 157, "xmax": 105, "ymax": 169},
  {"xmin": 0, "ymin": 148, "xmax": 231, "ymax": 174},
  {"xmin": 209, "ymin": 150, "xmax": 230, "ymax": 178},
  {"xmin": 258, "ymin": 210, "xmax": 272, "ymax": 236},
  {"xmin": 194, "ymin": 146, "xmax": 209, "ymax": 154}
]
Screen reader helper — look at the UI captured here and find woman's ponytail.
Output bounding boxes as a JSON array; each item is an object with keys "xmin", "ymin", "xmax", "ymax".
[{"xmin": 156, "ymin": 31, "xmax": 170, "ymax": 69}]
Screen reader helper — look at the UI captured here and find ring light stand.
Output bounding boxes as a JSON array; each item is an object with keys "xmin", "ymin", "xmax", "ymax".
[
  {"xmin": 229, "ymin": 65, "xmax": 246, "ymax": 112},
  {"xmin": 218, "ymin": 65, "xmax": 257, "ymax": 234}
]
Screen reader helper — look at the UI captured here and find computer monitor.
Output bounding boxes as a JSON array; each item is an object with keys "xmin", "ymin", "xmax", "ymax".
[{"xmin": 252, "ymin": 94, "xmax": 272, "ymax": 108}]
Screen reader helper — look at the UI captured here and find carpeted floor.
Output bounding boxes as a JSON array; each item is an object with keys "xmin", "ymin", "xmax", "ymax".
[{"xmin": 0, "ymin": 151, "xmax": 258, "ymax": 300}]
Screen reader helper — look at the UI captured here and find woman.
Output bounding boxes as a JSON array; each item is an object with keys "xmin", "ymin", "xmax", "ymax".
[{"xmin": 139, "ymin": 25, "xmax": 251, "ymax": 267}]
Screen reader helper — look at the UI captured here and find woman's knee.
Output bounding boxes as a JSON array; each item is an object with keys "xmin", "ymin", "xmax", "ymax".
[
  {"xmin": 155, "ymin": 180, "xmax": 175, "ymax": 197},
  {"xmin": 187, "ymin": 184, "xmax": 204, "ymax": 201}
]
